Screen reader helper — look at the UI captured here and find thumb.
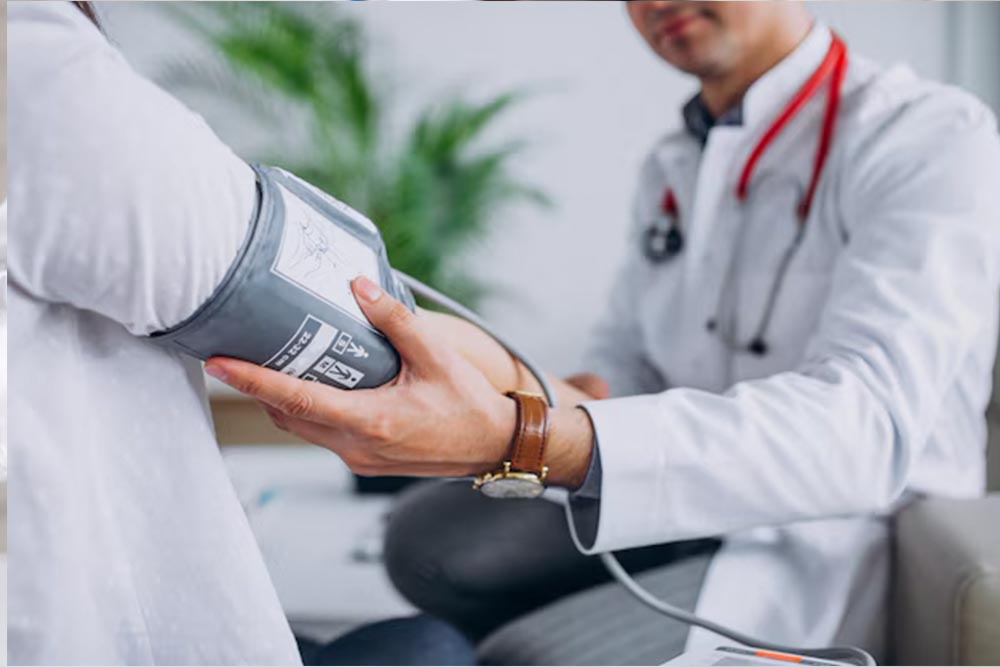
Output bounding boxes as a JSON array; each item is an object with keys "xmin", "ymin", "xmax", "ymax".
[{"xmin": 352, "ymin": 275, "xmax": 438, "ymax": 368}]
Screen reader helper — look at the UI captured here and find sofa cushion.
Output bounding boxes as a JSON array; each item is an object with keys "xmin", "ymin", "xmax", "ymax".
[{"xmin": 892, "ymin": 495, "xmax": 1000, "ymax": 665}]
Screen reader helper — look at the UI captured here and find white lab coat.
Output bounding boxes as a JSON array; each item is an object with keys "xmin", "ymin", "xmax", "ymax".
[
  {"xmin": 568, "ymin": 25, "xmax": 1000, "ymax": 658},
  {"xmin": 8, "ymin": 4, "xmax": 300, "ymax": 664}
]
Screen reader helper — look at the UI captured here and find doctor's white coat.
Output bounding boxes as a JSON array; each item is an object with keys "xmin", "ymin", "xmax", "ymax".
[{"xmin": 569, "ymin": 25, "xmax": 1000, "ymax": 657}]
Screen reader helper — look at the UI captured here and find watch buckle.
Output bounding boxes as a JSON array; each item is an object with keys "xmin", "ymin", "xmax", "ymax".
[{"xmin": 472, "ymin": 461, "xmax": 549, "ymax": 490}]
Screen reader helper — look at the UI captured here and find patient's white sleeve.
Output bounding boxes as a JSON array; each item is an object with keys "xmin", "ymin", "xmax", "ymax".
[{"xmin": 8, "ymin": 4, "xmax": 254, "ymax": 335}]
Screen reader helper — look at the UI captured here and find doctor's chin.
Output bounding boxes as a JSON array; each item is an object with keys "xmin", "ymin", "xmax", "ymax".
[{"xmin": 6, "ymin": 1, "xmax": 1000, "ymax": 666}]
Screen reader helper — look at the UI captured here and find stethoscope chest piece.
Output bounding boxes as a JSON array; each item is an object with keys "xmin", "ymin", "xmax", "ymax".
[
  {"xmin": 644, "ymin": 224, "xmax": 684, "ymax": 262},
  {"xmin": 644, "ymin": 187, "xmax": 683, "ymax": 263}
]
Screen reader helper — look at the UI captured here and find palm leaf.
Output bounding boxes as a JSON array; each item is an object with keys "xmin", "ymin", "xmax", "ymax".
[{"xmin": 159, "ymin": 2, "xmax": 547, "ymax": 306}]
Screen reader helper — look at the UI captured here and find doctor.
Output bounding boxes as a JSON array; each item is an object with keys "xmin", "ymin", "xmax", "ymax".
[{"xmin": 209, "ymin": 1, "xmax": 1000, "ymax": 663}]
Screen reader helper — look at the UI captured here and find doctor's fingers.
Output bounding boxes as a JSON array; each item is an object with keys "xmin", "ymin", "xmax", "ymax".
[
  {"xmin": 351, "ymin": 276, "xmax": 446, "ymax": 374},
  {"xmin": 206, "ymin": 357, "xmax": 362, "ymax": 423},
  {"xmin": 565, "ymin": 372, "xmax": 611, "ymax": 399}
]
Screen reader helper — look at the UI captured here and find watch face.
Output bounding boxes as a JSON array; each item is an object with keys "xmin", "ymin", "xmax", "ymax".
[{"xmin": 480, "ymin": 476, "xmax": 545, "ymax": 499}]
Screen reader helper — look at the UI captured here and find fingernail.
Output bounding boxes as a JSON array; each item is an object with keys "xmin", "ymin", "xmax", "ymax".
[
  {"xmin": 205, "ymin": 363, "xmax": 228, "ymax": 383},
  {"xmin": 354, "ymin": 275, "xmax": 384, "ymax": 303}
]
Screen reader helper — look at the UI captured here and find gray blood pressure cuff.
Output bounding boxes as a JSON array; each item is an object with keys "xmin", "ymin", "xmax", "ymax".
[{"xmin": 153, "ymin": 164, "xmax": 415, "ymax": 390}]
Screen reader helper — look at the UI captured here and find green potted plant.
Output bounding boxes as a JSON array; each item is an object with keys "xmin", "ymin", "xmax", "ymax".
[{"xmin": 163, "ymin": 2, "xmax": 548, "ymax": 307}]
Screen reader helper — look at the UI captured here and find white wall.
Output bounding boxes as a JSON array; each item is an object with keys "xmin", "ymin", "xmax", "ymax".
[{"xmin": 101, "ymin": 1, "xmax": 998, "ymax": 376}]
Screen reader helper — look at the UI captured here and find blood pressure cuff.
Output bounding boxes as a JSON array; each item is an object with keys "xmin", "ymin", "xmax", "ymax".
[{"xmin": 152, "ymin": 164, "xmax": 415, "ymax": 390}]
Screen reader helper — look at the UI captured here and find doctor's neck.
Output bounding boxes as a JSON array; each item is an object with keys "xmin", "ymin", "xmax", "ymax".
[
  {"xmin": 626, "ymin": 2, "xmax": 813, "ymax": 119},
  {"xmin": 697, "ymin": 16, "xmax": 813, "ymax": 118}
]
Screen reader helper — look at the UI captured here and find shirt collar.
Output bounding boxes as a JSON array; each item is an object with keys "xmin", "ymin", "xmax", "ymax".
[
  {"xmin": 740, "ymin": 22, "xmax": 832, "ymax": 130},
  {"xmin": 682, "ymin": 94, "xmax": 743, "ymax": 146}
]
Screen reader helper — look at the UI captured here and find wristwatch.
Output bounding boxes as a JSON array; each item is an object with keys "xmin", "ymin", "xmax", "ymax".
[{"xmin": 473, "ymin": 390, "xmax": 550, "ymax": 499}]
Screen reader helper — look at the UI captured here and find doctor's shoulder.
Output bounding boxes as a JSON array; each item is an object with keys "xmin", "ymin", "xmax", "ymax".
[
  {"xmin": 828, "ymin": 56, "xmax": 1000, "ymax": 225},
  {"xmin": 836, "ymin": 56, "xmax": 998, "ymax": 165}
]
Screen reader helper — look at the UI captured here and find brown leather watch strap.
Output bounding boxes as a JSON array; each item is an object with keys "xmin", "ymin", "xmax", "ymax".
[{"xmin": 505, "ymin": 391, "xmax": 549, "ymax": 475}]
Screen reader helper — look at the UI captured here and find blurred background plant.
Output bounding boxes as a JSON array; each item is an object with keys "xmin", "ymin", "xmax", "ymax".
[{"xmin": 162, "ymin": 2, "xmax": 548, "ymax": 306}]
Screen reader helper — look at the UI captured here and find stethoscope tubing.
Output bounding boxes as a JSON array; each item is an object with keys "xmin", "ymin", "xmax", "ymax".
[{"xmin": 644, "ymin": 34, "xmax": 848, "ymax": 356}]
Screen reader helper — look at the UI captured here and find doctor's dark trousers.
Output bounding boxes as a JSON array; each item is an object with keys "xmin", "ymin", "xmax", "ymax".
[{"xmin": 384, "ymin": 480, "xmax": 721, "ymax": 665}]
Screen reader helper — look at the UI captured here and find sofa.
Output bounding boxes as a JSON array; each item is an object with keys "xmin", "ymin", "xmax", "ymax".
[
  {"xmin": 887, "ymin": 354, "xmax": 1000, "ymax": 666},
  {"xmin": 891, "ymin": 494, "xmax": 999, "ymax": 665}
]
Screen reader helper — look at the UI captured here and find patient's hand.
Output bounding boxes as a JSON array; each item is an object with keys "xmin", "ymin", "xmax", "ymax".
[{"xmin": 205, "ymin": 276, "xmax": 595, "ymax": 488}]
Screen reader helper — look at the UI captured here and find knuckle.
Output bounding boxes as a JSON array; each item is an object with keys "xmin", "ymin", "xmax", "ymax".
[
  {"xmin": 277, "ymin": 390, "xmax": 314, "ymax": 419},
  {"xmin": 366, "ymin": 411, "xmax": 395, "ymax": 443},
  {"xmin": 386, "ymin": 301, "xmax": 413, "ymax": 330},
  {"xmin": 236, "ymin": 376, "xmax": 264, "ymax": 398}
]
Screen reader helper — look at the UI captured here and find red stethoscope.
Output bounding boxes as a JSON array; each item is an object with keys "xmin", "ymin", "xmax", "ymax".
[{"xmin": 644, "ymin": 33, "xmax": 848, "ymax": 356}]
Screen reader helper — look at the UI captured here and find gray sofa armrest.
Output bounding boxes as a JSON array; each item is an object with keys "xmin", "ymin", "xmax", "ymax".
[{"xmin": 891, "ymin": 495, "xmax": 1000, "ymax": 666}]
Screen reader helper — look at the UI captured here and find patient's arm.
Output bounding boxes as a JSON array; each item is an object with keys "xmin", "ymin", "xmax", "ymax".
[
  {"xmin": 417, "ymin": 308, "xmax": 599, "ymax": 406},
  {"xmin": 208, "ymin": 278, "xmax": 599, "ymax": 488}
]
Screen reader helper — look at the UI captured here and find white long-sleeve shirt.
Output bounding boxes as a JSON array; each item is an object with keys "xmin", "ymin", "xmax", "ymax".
[{"xmin": 8, "ymin": 3, "xmax": 300, "ymax": 664}]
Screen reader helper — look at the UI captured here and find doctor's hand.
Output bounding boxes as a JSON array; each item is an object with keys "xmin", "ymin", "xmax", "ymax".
[
  {"xmin": 565, "ymin": 373, "xmax": 610, "ymax": 400},
  {"xmin": 205, "ymin": 276, "xmax": 595, "ymax": 488}
]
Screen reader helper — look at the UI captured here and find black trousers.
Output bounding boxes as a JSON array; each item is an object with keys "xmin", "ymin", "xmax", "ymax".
[
  {"xmin": 383, "ymin": 480, "xmax": 721, "ymax": 641},
  {"xmin": 296, "ymin": 616, "xmax": 475, "ymax": 666}
]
